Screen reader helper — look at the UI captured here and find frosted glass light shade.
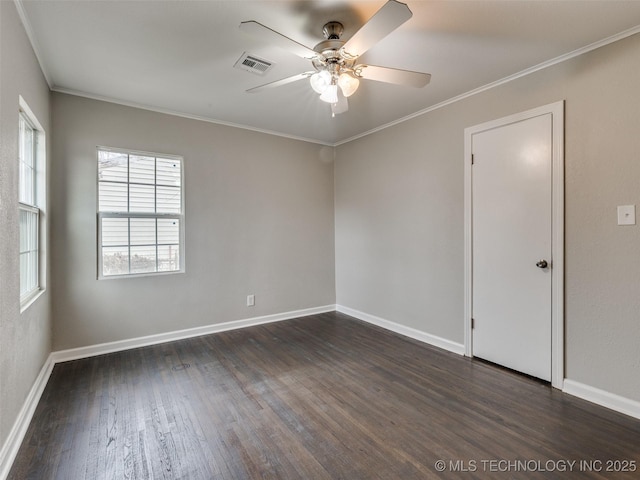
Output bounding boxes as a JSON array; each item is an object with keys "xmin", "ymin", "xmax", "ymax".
[
  {"xmin": 338, "ymin": 73, "xmax": 360, "ymax": 97},
  {"xmin": 320, "ymin": 84, "xmax": 339, "ymax": 104},
  {"xmin": 331, "ymin": 89, "xmax": 348, "ymax": 115},
  {"xmin": 310, "ymin": 71, "xmax": 331, "ymax": 94}
]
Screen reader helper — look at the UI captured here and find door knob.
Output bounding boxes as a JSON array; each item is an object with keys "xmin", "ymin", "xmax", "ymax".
[{"xmin": 536, "ymin": 260, "xmax": 548, "ymax": 268}]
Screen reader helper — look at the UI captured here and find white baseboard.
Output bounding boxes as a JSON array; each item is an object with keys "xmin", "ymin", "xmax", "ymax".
[
  {"xmin": 336, "ymin": 305, "xmax": 465, "ymax": 356},
  {"xmin": 52, "ymin": 304, "xmax": 337, "ymax": 363},
  {"xmin": 0, "ymin": 304, "xmax": 335, "ymax": 480},
  {"xmin": 563, "ymin": 379, "xmax": 640, "ymax": 420},
  {"xmin": 5, "ymin": 305, "xmax": 639, "ymax": 480},
  {"xmin": 0, "ymin": 355, "xmax": 55, "ymax": 480}
]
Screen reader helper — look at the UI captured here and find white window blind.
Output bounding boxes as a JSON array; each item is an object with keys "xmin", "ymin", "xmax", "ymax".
[
  {"xmin": 19, "ymin": 115, "xmax": 36, "ymax": 204},
  {"xmin": 97, "ymin": 148, "xmax": 184, "ymax": 278},
  {"xmin": 19, "ymin": 206, "xmax": 39, "ymax": 297},
  {"xmin": 18, "ymin": 112, "xmax": 41, "ymax": 302}
]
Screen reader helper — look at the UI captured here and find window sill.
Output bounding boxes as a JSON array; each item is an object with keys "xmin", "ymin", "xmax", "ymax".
[
  {"xmin": 20, "ymin": 288, "xmax": 45, "ymax": 313},
  {"xmin": 98, "ymin": 269, "xmax": 185, "ymax": 281}
]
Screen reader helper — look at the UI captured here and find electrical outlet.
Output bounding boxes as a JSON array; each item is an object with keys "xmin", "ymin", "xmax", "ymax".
[
  {"xmin": 617, "ymin": 205, "xmax": 636, "ymax": 225},
  {"xmin": 247, "ymin": 294, "xmax": 255, "ymax": 307}
]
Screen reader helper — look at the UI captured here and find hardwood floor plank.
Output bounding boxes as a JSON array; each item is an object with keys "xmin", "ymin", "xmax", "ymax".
[{"xmin": 8, "ymin": 312, "xmax": 640, "ymax": 479}]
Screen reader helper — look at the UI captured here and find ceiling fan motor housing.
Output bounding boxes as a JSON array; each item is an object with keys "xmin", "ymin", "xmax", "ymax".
[
  {"xmin": 322, "ymin": 21, "xmax": 344, "ymax": 40},
  {"xmin": 314, "ymin": 21, "xmax": 357, "ymax": 78}
]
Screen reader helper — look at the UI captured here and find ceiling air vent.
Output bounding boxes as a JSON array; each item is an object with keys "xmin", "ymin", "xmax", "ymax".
[{"xmin": 234, "ymin": 52, "xmax": 275, "ymax": 76}]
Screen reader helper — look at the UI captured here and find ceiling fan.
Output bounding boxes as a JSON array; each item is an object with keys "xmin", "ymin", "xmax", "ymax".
[{"xmin": 239, "ymin": 0, "xmax": 431, "ymax": 116}]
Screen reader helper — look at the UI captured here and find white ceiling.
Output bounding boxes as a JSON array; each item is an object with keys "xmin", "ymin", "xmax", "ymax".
[{"xmin": 18, "ymin": 0, "xmax": 640, "ymax": 145}]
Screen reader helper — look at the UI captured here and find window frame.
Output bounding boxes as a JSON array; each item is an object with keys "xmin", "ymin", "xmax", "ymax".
[
  {"xmin": 97, "ymin": 147, "xmax": 185, "ymax": 280},
  {"xmin": 18, "ymin": 98, "xmax": 46, "ymax": 310}
]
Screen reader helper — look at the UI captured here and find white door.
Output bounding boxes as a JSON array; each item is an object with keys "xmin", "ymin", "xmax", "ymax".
[{"xmin": 471, "ymin": 113, "xmax": 552, "ymax": 381}]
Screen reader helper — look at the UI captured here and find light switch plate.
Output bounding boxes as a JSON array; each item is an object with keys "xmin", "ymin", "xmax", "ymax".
[{"xmin": 617, "ymin": 205, "xmax": 636, "ymax": 225}]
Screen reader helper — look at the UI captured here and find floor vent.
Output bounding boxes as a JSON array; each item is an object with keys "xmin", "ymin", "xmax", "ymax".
[{"xmin": 234, "ymin": 52, "xmax": 275, "ymax": 75}]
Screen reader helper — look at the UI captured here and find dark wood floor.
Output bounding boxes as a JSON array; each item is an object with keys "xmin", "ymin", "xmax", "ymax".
[{"xmin": 9, "ymin": 312, "xmax": 640, "ymax": 479}]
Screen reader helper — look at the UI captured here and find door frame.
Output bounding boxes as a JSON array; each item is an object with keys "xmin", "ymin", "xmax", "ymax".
[{"xmin": 463, "ymin": 101, "xmax": 565, "ymax": 389}]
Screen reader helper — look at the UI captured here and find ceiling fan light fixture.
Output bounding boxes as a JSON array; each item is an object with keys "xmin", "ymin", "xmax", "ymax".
[
  {"xmin": 319, "ymin": 84, "xmax": 339, "ymax": 104},
  {"xmin": 338, "ymin": 72, "xmax": 360, "ymax": 97},
  {"xmin": 240, "ymin": 1, "xmax": 430, "ymax": 118},
  {"xmin": 331, "ymin": 89, "xmax": 349, "ymax": 116},
  {"xmin": 310, "ymin": 70, "xmax": 331, "ymax": 94}
]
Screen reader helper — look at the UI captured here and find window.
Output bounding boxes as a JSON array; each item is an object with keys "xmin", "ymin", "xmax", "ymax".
[
  {"xmin": 97, "ymin": 148, "xmax": 184, "ymax": 278},
  {"xmin": 18, "ymin": 102, "xmax": 45, "ymax": 307}
]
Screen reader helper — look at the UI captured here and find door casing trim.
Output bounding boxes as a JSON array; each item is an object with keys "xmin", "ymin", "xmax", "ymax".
[{"xmin": 463, "ymin": 101, "xmax": 565, "ymax": 389}]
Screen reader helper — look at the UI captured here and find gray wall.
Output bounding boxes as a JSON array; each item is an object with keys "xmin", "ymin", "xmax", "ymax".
[
  {"xmin": 3, "ymin": 4, "xmax": 639, "ymax": 461},
  {"xmin": 0, "ymin": 0, "xmax": 52, "ymax": 453},
  {"xmin": 50, "ymin": 93, "xmax": 335, "ymax": 350},
  {"xmin": 335, "ymin": 33, "xmax": 640, "ymax": 401}
]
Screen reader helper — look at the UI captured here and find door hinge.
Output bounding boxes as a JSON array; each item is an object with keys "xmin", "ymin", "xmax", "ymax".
[
  {"xmin": 471, "ymin": 318, "xmax": 475, "ymax": 329},
  {"xmin": 471, "ymin": 154, "xmax": 475, "ymax": 165}
]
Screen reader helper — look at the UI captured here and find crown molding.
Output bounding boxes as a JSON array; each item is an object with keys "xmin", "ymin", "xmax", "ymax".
[
  {"xmin": 14, "ymin": 0, "xmax": 53, "ymax": 88},
  {"xmin": 14, "ymin": 0, "xmax": 640, "ymax": 147},
  {"xmin": 335, "ymin": 25, "xmax": 640, "ymax": 146},
  {"xmin": 51, "ymin": 87, "xmax": 334, "ymax": 147}
]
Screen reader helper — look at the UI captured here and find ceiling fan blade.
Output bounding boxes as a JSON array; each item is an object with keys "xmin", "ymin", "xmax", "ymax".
[
  {"xmin": 341, "ymin": 0, "xmax": 413, "ymax": 59},
  {"xmin": 240, "ymin": 21, "xmax": 317, "ymax": 59},
  {"xmin": 357, "ymin": 64, "xmax": 431, "ymax": 88},
  {"xmin": 246, "ymin": 72, "xmax": 312, "ymax": 93}
]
